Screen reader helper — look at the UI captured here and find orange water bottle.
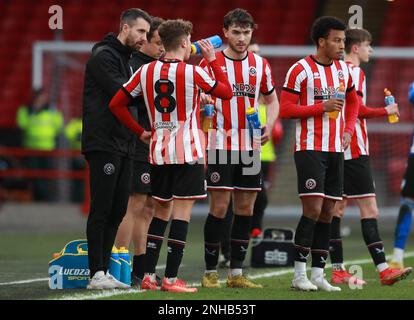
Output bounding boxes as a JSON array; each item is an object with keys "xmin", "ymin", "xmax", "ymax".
[
  {"xmin": 384, "ymin": 88, "xmax": 399, "ymax": 123},
  {"xmin": 203, "ymin": 104, "xmax": 214, "ymax": 133},
  {"xmin": 329, "ymin": 83, "xmax": 345, "ymax": 119}
]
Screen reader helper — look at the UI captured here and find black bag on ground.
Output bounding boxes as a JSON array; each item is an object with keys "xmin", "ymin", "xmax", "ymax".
[{"xmin": 250, "ymin": 227, "xmax": 295, "ymax": 268}]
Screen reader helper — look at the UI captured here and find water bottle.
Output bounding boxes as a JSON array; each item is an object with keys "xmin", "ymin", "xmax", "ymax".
[
  {"xmin": 384, "ymin": 88, "xmax": 399, "ymax": 123},
  {"xmin": 203, "ymin": 104, "xmax": 214, "ymax": 133},
  {"xmin": 246, "ymin": 107, "xmax": 262, "ymax": 146},
  {"xmin": 329, "ymin": 83, "xmax": 345, "ymax": 119},
  {"xmin": 108, "ymin": 246, "xmax": 121, "ymax": 281},
  {"xmin": 408, "ymin": 82, "xmax": 414, "ymax": 105},
  {"xmin": 118, "ymin": 246, "xmax": 131, "ymax": 286},
  {"xmin": 191, "ymin": 35, "xmax": 222, "ymax": 54}
]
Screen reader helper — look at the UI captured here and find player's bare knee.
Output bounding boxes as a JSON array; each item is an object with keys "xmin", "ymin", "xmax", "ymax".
[
  {"xmin": 358, "ymin": 197, "xmax": 379, "ymax": 219},
  {"xmin": 301, "ymin": 201, "xmax": 322, "ymax": 220},
  {"xmin": 210, "ymin": 203, "xmax": 229, "ymax": 218},
  {"xmin": 233, "ymin": 202, "xmax": 254, "ymax": 216},
  {"xmin": 142, "ymin": 198, "xmax": 155, "ymax": 221}
]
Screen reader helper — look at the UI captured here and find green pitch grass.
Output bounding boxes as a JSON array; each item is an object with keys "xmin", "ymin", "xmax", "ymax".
[{"xmin": 0, "ymin": 216, "xmax": 413, "ymax": 300}]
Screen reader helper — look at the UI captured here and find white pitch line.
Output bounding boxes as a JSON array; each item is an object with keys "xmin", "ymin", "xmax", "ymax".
[
  {"xmin": 54, "ymin": 252, "xmax": 414, "ymax": 300},
  {"xmin": 54, "ymin": 288, "xmax": 145, "ymax": 300},
  {"xmin": 0, "ymin": 265, "xmax": 168, "ymax": 287},
  {"xmin": 0, "ymin": 278, "xmax": 49, "ymax": 286}
]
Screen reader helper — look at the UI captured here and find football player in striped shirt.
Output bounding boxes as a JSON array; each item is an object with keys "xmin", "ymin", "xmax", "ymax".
[
  {"xmin": 329, "ymin": 28, "xmax": 412, "ymax": 286},
  {"xmin": 280, "ymin": 16, "xmax": 359, "ymax": 291},
  {"xmin": 109, "ymin": 19, "xmax": 232, "ymax": 293},
  {"xmin": 199, "ymin": 8, "xmax": 279, "ymax": 289}
]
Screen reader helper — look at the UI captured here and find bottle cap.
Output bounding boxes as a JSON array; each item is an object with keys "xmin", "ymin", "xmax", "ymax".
[
  {"xmin": 191, "ymin": 44, "xmax": 197, "ymax": 54},
  {"xmin": 112, "ymin": 246, "xmax": 118, "ymax": 253},
  {"xmin": 118, "ymin": 247, "xmax": 129, "ymax": 253},
  {"xmin": 246, "ymin": 107, "xmax": 256, "ymax": 115}
]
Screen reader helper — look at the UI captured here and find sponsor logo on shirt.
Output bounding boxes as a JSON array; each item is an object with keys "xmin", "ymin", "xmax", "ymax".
[{"xmin": 232, "ymin": 83, "xmax": 256, "ymax": 98}]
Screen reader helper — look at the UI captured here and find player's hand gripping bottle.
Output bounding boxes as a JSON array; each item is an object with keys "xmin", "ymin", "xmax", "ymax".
[
  {"xmin": 191, "ymin": 35, "xmax": 222, "ymax": 54},
  {"xmin": 384, "ymin": 88, "xmax": 399, "ymax": 123},
  {"xmin": 329, "ymin": 83, "xmax": 345, "ymax": 119}
]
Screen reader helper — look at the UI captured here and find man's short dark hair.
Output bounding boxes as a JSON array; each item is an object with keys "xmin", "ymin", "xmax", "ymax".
[
  {"xmin": 119, "ymin": 8, "xmax": 152, "ymax": 31},
  {"xmin": 311, "ymin": 16, "xmax": 347, "ymax": 47},
  {"xmin": 147, "ymin": 17, "xmax": 164, "ymax": 42},
  {"xmin": 223, "ymin": 8, "xmax": 257, "ymax": 30},
  {"xmin": 345, "ymin": 28, "xmax": 372, "ymax": 53},
  {"xmin": 158, "ymin": 19, "xmax": 193, "ymax": 51}
]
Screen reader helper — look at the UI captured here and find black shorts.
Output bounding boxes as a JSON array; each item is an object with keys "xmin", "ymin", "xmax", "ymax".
[
  {"xmin": 130, "ymin": 161, "xmax": 151, "ymax": 194},
  {"xmin": 150, "ymin": 163, "xmax": 207, "ymax": 202},
  {"xmin": 294, "ymin": 150, "xmax": 343, "ymax": 200},
  {"xmin": 343, "ymin": 156, "xmax": 376, "ymax": 198},
  {"xmin": 402, "ymin": 155, "xmax": 414, "ymax": 198},
  {"xmin": 206, "ymin": 150, "xmax": 262, "ymax": 191}
]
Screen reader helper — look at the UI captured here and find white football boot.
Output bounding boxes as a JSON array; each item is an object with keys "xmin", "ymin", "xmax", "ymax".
[
  {"xmin": 105, "ymin": 272, "xmax": 130, "ymax": 289},
  {"xmin": 87, "ymin": 271, "xmax": 118, "ymax": 289},
  {"xmin": 291, "ymin": 273, "xmax": 318, "ymax": 291},
  {"xmin": 310, "ymin": 274, "xmax": 341, "ymax": 292},
  {"xmin": 87, "ymin": 271, "xmax": 130, "ymax": 289}
]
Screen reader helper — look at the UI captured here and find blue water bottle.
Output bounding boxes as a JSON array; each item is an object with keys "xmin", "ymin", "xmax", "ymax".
[
  {"xmin": 246, "ymin": 106, "xmax": 262, "ymax": 141},
  {"xmin": 384, "ymin": 88, "xmax": 399, "ymax": 123},
  {"xmin": 191, "ymin": 35, "xmax": 222, "ymax": 54},
  {"xmin": 118, "ymin": 246, "xmax": 131, "ymax": 286},
  {"xmin": 108, "ymin": 246, "xmax": 121, "ymax": 281},
  {"xmin": 408, "ymin": 82, "xmax": 414, "ymax": 105}
]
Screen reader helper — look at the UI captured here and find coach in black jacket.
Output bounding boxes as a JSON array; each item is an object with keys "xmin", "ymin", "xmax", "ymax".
[{"xmin": 81, "ymin": 8, "xmax": 151, "ymax": 289}]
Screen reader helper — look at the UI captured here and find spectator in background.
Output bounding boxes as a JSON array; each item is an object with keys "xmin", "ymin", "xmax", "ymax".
[
  {"xmin": 16, "ymin": 88, "xmax": 63, "ymax": 201},
  {"xmin": 64, "ymin": 116, "xmax": 84, "ymax": 202}
]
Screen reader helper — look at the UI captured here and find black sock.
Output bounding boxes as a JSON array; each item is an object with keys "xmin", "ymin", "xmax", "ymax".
[
  {"xmin": 294, "ymin": 215, "xmax": 316, "ymax": 263},
  {"xmin": 165, "ymin": 219, "xmax": 188, "ymax": 278},
  {"xmin": 361, "ymin": 218, "xmax": 386, "ymax": 266},
  {"xmin": 230, "ymin": 215, "xmax": 252, "ymax": 269},
  {"xmin": 144, "ymin": 217, "xmax": 168, "ymax": 274},
  {"xmin": 204, "ymin": 214, "xmax": 224, "ymax": 270},
  {"xmin": 311, "ymin": 222, "xmax": 331, "ymax": 268},
  {"xmin": 132, "ymin": 254, "xmax": 146, "ymax": 279},
  {"xmin": 329, "ymin": 216, "xmax": 344, "ymax": 266},
  {"xmin": 220, "ymin": 205, "xmax": 233, "ymax": 259},
  {"xmin": 252, "ymin": 188, "xmax": 267, "ymax": 230}
]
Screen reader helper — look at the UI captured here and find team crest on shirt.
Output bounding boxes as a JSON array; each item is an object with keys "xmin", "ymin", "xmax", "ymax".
[
  {"xmin": 210, "ymin": 172, "xmax": 221, "ymax": 183},
  {"xmin": 338, "ymin": 70, "xmax": 344, "ymax": 80},
  {"xmin": 141, "ymin": 173, "xmax": 150, "ymax": 184},
  {"xmin": 249, "ymin": 67, "xmax": 257, "ymax": 76},
  {"xmin": 305, "ymin": 178, "xmax": 317, "ymax": 190},
  {"xmin": 103, "ymin": 163, "xmax": 115, "ymax": 175}
]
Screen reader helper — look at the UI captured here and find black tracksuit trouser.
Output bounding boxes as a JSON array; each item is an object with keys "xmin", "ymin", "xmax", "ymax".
[{"xmin": 85, "ymin": 151, "xmax": 132, "ymax": 277}]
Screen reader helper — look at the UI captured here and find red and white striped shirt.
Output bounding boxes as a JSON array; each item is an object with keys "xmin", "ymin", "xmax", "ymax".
[
  {"xmin": 200, "ymin": 51, "xmax": 275, "ymax": 151},
  {"xmin": 123, "ymin": 60, "xmax": 217, "ymax": 165},
  {"xmin": 283, "ymin": 55, "xmax": 354, "ymax": 152},
  {"xmin": 344, "ymin": 62, "xmax": 368, "ymax": 160}
]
